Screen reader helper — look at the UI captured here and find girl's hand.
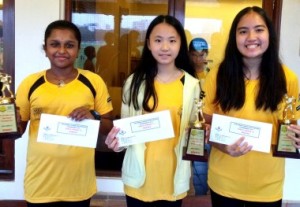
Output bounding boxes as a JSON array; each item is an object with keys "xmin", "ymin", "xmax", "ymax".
[
  {"xmin": 205, "ymin": 124, "xmax": 211, "ymax": 144},
  {"xmin": 68, "ymin": 106, "xmax": 94, "ymax": 121},
  {"xmin": 288, "ymin": 124, "xmax": 300, "ymax": 149},
  {"xmin": 213, "ymin": 137, "xmax": 252, "ymax": 157},
  {"xmin": 105, "ymin": 127, "xmax": 124, "ymax": 152}
]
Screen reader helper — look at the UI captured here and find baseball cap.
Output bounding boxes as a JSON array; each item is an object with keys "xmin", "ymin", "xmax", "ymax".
[{"xmin": 189, "ymin": 38, "xmax": 208, "ymax": 51}]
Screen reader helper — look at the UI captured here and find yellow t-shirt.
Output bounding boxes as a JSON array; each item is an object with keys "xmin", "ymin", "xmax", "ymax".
[
  {"xmin": 204, "ymin": 65, "xmax": 299, "ymax": 202},
  {"xmin": 124, "ymin": 75, "xmax": 186, "ymax": 201},
  {"xmin": 196, "ymin": 71, "xmax": 206, "ymax": 80},
  {"xmin": 16, "ymin": 69, "xmax": 113, "ymax": 203}
]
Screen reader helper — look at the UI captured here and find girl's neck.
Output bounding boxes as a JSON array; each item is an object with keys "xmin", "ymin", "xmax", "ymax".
[
  {"xmin": 195, "ymin": 66, "xmax": 205, "ymax": 73},
  {"xmin": 49, "ymin": 67, "xmax": 76, "ymax": 77},
  {"xmin": 157, "ymin": 63, "xmax": 178, "ymax": 75},
  {"xmin": 156, "ymin": 65, "xmax": 181, "ymax": 83},
  {"xmin": 243, "ymin": 58, "xmax": 261, "ymax": 80},
  {"xmin": 47, "ymin": 68, "xmax": 78, "ymax": 87}
]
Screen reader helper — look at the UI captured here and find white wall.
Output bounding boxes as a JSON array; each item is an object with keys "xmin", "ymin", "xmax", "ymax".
[
  {"xmin": 0, "ymin": 0, "xmax": 300, "ymax": 201},
  {"xmin": 280, "ymin": 0, "xmax": 300, "ymax": 202}
]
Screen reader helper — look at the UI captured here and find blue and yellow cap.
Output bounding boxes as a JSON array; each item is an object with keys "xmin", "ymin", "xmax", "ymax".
[{"xmin": 189, "ymin": 38, "xmax": 208, "ymax": 51}]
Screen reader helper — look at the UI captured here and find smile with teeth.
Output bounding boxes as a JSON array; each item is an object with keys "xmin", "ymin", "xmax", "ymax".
[
  {"xmin": 246, "ymin": 44, "xmax": 259, "ymax": 49},
  {"xmin": 159, "ymin": 54, "xmax": 170, "ymax": 57}
]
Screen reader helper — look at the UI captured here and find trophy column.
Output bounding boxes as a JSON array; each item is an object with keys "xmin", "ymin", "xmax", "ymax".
[
  {"xmin": 273, "ymin": 94, "xmax": 300, "ymax": 159},
  {"xmin": 0, "ymin": 72, "xmax": 21, "ymax": 139},
  {"xmin": 183, "ymin": 98, "xmax": 208, "ymax": 161}
]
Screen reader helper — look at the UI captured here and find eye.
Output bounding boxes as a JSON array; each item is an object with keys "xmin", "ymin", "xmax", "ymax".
[
  {"xmin": 65, "ymin": 43, "xmax": 75, "ymax": 48},
  {"xmin": 49, "ymin": 42, "xmax": 60, "ymax": 48},
  {"xmin": 170, "ymin": 39, "xmax": 176, "ymax": 43},
  {"xmin": 238, "ymin": 29, "xmax": 248, "ymax": 35},
  {"xmin": 154, "ymin": 39, "xmax": 161, "ymax": 43},
  {"xmin": 256, "ymin": 28, "xmax": 265, "ymax": 33}
]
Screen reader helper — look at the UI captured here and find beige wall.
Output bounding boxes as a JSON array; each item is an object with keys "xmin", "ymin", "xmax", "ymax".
[{"xmin": 184, "ymin": 0, "xmax": 262, "ymax": 70}]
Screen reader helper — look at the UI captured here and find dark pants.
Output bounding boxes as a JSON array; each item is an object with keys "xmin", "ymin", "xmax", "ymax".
[
  {"xmin": 210, "ymin": 189, "xmax": 282, "ymax": 207},
  {"xmin": 126, "ymin": 195, "xmax": 182, "ymax": 207},
  {"xmin": 27, "ymin": 198, "xmax": 91, "ymax": 207}
]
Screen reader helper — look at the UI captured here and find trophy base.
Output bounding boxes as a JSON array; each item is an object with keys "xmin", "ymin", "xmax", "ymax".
[
  {"xmin": 0, "ymin": 97, "xmax": 15, "ymax": 104},
  {"xmin": 0, "ymin": 102, "xmax": 21, "ymax": 139},
  {"xmin": 272, "ymin": 145, "xmax": 300, "ymax": 159},
  {"xmin": 0, "ymin": 131, "xmax": 22, "ymax": 140},
  {"xmin": 273, "ymin": 120, "xmax": 300, "ymax": 159},
  {"xmin": 182, "ymin": 147, "xmax": 209, "ymax": 162}
]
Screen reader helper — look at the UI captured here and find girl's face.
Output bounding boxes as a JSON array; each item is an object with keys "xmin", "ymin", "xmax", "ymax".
[
  {"xmin": 147, "ymin": 23, "xmax": 181, "ymax": 67},
  {"xmin": 236, "ymin": 12, "xmax": 269, "ymax": 60},
  {"xmin": 44, "ymin": 29, "xmax": 79, "ymax": 70}
]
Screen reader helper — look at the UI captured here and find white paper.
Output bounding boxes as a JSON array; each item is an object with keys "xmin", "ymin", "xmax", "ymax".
[
  {"xmin": 37, "ymin": 113, "xmax": 100, "ymax": 148},
  {"xmin": 113, "ymin": 110, "xmax": 174, "ymax": 147},
  {"xmin": 210, "ymin": 113, "xmax": 273, "ymax": 153}
]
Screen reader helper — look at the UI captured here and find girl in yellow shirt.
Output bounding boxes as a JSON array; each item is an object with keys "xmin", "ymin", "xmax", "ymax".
[
  {"xmin": 203, "ymin": 6, "xmax": 299, "ymax": 207},
  {"xmin": 105, "ymin": 15, "xmax": 201, "ymax": 207}
]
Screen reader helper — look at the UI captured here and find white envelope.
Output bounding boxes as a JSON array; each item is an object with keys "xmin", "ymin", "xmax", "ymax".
[
  {"xmin": 113, "ymin": 110, "xmax": 174, "ymax": 147},
  {"xmin": 37, "ymin": 113, "xmax": 100, "ymax": 148},
  {"xmin": 210, "ymin": 113, "xmax": 273, "ymax": 153}
]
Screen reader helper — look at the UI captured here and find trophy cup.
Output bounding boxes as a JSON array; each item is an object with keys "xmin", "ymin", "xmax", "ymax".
[
  {"xmin": 0, "ymin": 72, "xmax": 21, "ymax": 139},
  {"xmin": 183, "ymin": 98, "xmax": 208, "ymax": 161},
  {"xmin": 273, "ymin": 94, "xmax": 300, "ymax": 158}
]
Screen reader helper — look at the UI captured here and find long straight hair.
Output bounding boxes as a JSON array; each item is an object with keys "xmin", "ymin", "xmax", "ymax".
[
  {"xmin": 124, "ymin": 15, "xmax": 194, "ymax": 112},
  {"xmin": 215, "ymin": 6, "xmax": 286, "ymax": 112}
]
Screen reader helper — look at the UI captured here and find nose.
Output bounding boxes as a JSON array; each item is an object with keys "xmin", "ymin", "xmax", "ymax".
[
  {"xmin": 58, "ymin": 45, "xmax": 67, "ymax": 53},
  {"xmin": 161, "ymin": 41, "xmax": 169, "ymax": 51},
  {"xmin": 247, "ymin": 30, "xmax": 256, "ymax": 40}
]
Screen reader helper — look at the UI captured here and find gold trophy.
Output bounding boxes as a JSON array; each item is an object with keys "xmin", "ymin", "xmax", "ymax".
[
  {"xmin": 0, "ymin": 72, "xmax": 21, "ymax": 139},
  {"xmin": 273, "ymin": 94, "xmax": 300, "ymax": 158},
  {"xmin": 183, "ymin": 98, "xmax": 208, "ymax": 161}
]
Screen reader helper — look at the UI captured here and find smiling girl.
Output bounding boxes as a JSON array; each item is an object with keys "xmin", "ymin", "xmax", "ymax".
[
  {"xmin": 105, "ymin": 15, "xmax": 200, "ymax": 207},
  {"xmin": 203, "ymin": 6, "xmax": 299, "ymax": 207},
  {"xmin": 16, "ymin": 20, "xmax": 113, "ymax": 207}
]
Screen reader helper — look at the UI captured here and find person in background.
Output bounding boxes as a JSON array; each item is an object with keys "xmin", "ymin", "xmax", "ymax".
[
  {"xmin": 105, "ymin": 15, "xmax": 200, "ymax": 207},
  {"xmin": 189, "ymin": 37, "xmax": 210, "ymax": 81},
  {"xmin": 83, "ymin": 45, "xmax": 96, "ymax": 72},
  {"xmin": 203, "ymin": 6, "xmax": 299, "ymax": 207},
  {"xmin": 188, "ymin": 37, "xmax": 211, "ymax": 196},
  {"xmin": 16, "ymin": 20, "xmax": 113, "ymax": 207}
]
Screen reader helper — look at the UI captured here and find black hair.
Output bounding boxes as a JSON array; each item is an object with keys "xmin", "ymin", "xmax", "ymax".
[
  {"xmin": 44, "ymin": 20, "xmax": 81, "ymax": 48},
  {"xmin": 84, "ymin": 46, "xmax": 95, "ymax": 59},
  {"xmin": 215, "ymin": 6, "xmax": 286, "ymax": 112},
  {"xmin": 125, "ymin": 15, "xmax": 195, "ymax": 112}
]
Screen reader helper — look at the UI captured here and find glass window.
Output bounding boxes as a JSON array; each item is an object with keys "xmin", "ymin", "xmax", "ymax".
[{"xmin": 71, "ymin": 0, "xmax": 168, "ymax": 87}]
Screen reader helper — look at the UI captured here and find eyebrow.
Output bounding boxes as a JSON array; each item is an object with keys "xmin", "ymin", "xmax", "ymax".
[
  {"xmin": 153, "ymin": 35, "xmax": 177, "ymax": 39},
  {"xmin": 237, "ymin": 25, "xmax": 267, "ymax": 30},
  {"xmin": 48, "ymin": 39, "xmax": 77, "ymax": 43}
]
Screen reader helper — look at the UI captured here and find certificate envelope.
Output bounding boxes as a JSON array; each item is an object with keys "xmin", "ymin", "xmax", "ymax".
[
  {"xmin": 37, "ymin": 113, "xmax": 100, "ymax": 148},
  {"xmin": 210, "ymin": 114, "xmax": 273, "ymax": 153},
  {"xmin": 113, "ymin": 110, "xmax": 174, "ymax": 147}
]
